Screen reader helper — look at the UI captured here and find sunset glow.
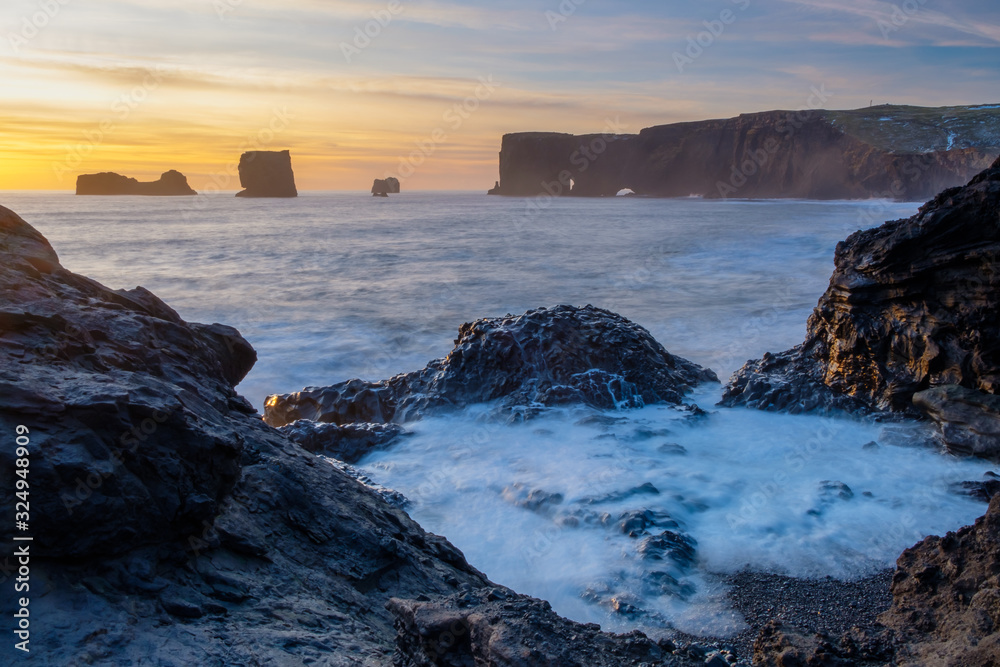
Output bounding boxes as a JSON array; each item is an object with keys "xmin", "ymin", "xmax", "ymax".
[{"xmin": 2, "ymin": 0, "xmax": 999, "ymax": 191}]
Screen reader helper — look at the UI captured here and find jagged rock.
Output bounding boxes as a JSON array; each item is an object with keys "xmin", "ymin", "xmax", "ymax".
[
  {"xmin": 264, "ymin": 305, "xmax": 718, "ymax": 427},
  {"xmin": 277, "ymin": 419, "xmax": 406, "ymax": 463},
  {"xmin": 880, "ymin": 494, "xmax": 1000, "ymax": 666},
  {"xmin": 387, "ymin": 590, "xmax": 702, "ymax": 667},
  {"xmin": 723, "ymin": 155, "xmax": 1000, "ymax": 416},
  {"xmin": 76, "ymin": 170, "xmax": 197, "ymax": 195},
  {"xmin": 751, "ymin": 622, "xmax": 852, "ymax": 666},
  {"xmin": 235, "ymin": 150, "xmax": 298, "ymax": 197},
  {"xmin": 497, "ymin": 105, "xmax": 998, "ymax": 200},
  {"xmin": 487, "ymin": 180, "xmax": 501, "ymax": 195},
  {"xmin": 0, "ymin": 204, "xmax": 247, "ymax": 557},
  {"xmin": 913, "ymin": 385, "xmax": 1000, "ymax": 460}
]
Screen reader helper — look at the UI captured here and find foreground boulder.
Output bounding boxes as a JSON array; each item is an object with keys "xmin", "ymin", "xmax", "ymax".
[
  {"xmin": 0, "ymin": 205, "xmax": 712, "ymax": 665},
  {"xmin": 76, "ymin": 169, "xmax": 197, "ymax": 195},
  {"xmin": 880, "ymin": 494, "xmax": 1000, "ymax": 666},
  {"xmin": 235, "ymin": 149, "xmax": 298, "ymax": 197},
  {"xmin": 723, "ymin": 156, "xmax": 1000, "ymax": 425},
  {"xmin": 264, "ymin": 305, "xmax": 718, "ymax": 429}
]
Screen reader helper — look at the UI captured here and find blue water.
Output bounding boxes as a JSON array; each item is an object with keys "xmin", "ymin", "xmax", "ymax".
[{"xmin": 4, "ymin": 191, "xmax": 993, "ymax": 635}]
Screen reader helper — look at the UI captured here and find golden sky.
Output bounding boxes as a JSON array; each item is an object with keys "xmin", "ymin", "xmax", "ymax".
[{"xmin": 2, "ymin": 0, "xmax": 998, "ymax": 191}]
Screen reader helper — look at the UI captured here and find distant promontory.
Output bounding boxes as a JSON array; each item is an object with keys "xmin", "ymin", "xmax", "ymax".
[
  {"xmin": 236, "ymin": 150, "xmax": 298, "ymax": 198},
  {"xmin": 492, "ymin": 104, "xmax": 1000, "ymax": 200},
  {"xmin": 76, "ymin": 170, "xmax": 197, "ymax": 196}
]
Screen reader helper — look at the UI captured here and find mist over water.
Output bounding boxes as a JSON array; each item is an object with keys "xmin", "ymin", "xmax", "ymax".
[{"xmin": 6, "ymin": 191, "xmax": 993, "ymax": 635}]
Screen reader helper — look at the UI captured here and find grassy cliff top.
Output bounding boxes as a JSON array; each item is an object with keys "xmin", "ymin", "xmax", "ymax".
[{"xmin": 823, "ymin": 104, "xmax": 1000, "ymax": 153}]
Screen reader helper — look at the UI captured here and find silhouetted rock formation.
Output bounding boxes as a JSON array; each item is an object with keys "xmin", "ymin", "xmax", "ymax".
[
  {"xmin": 487, "ymin": 180, "xmax": 501, "ymax": 195},
  {"xmin": 263, "ymin": 305, "xmax": 719, "ymax": 428},
  {"xmin": 497, "ymin": 105, "xmax": 999, "ymax": 200},
  {"xmin": 76, "ymin": 170, "xmax": 197, "ymax": 196},
  {"xmin": 372, "ymin": 177, "xmax": 400, "ymax": 197},
  {"xmin": 0, "ymin": 205, "xmax": 713, "ymax": 665},
  {"xmin": 235, "ymin": 150, "xmax": 297, "ymax": 198},
  {"xmin": 722, "ymin": 156, "xmax": 1000, "ymax": 427}
]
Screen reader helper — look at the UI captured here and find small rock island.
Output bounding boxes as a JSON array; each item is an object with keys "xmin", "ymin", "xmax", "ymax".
[
  {"xmin": 76, "ymin": 170, "xmax": 197, "ymax": 196},
  {"xmin": 371, "ymin": 177, "xmax": 400, "ymax": 197},
  {"xmin": 235, "ymin": 150, "xmax": 298, "ymax": 198}
]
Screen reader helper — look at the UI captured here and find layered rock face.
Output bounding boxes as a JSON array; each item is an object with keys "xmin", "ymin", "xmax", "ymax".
[
  {"xmin": 264, "ymin": 304, "xmax": 719, "ymax": 429},
  {"xmin": 0, "ymin": 206, "xmax": 714, "ymax": 665},
  {"xmin": 495, "ymin": 105, "xmax": 999, "ymax": 200},
  {"xmin": 722, "ymin": 156, "xmax": 1000, "ymax": 426},
  {"xmin": 235, "ymin": 149, "xmax": 298, "ymax": 197},
  {"xmin": 76, "ymin": 169, "xmax": 197, "ymax": 195}
]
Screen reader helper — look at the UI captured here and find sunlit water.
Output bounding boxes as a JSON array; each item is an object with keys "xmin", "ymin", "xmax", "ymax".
[{"xmin": 5, "ymin": 191, "xmax": 993, "ymax": 636}]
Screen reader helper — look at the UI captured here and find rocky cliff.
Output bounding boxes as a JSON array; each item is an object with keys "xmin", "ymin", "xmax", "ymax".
[
  {"xmin": 494, "ymin": 104, "xmax": 1000, "ymax": 200},
  {"xmin": 722, "ymin": 155, "xmax": 1000, "ymax": 442},
  {"xmin": 235, "ymin": 150, "xmax": 298, "ymax": 198},
  {"xmin": 76, "ymin": 169, "xmax": 197, "ymax": 195}
]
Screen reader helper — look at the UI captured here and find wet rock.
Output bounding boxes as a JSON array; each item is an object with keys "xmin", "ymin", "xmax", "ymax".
[
  {"xmin": 265, "ymin": 305, "xmax": 718, "ymax": 426},
  {"xmin": 501, "ymin": 483, "xmax": 565, "ymax": 513},
  {"xmin": 638, "ymin": 531, "xmax": 698, "ymax": 569},
  {"xmin": 388, "ymin": 590, "xmax": 703, "ymax": 666},
  {"xmin": 235, "ymin": 150, "xmax": 298, "ymax": 197},
  {"xmin": 658, "ymin": 442, "xmax": 689, "ymax": 455},
  {"xmin": 0, "ymin": 204, "xmax": 248, "ymax": 557},
  {"xmin": 615, "ymin": 508, "xmax": 679, "ymax": 537},
  {"xmin": 952, "ymin": 477, "xmax": 1000, "ymax": 503},
  {"xmin": 723, "ymin": 157, "xmax": 1000, "ymax": 418},
  {"xmin": 583, "ymin": 482, "xmax": 661, "ymax": 505},
  {"xmin": 913, "ymin": 384, "xmax": 1000, "ymax": 461},
  {"xmin": 277, "ymin": 419, "xmax": 406, "ymax": 463}
]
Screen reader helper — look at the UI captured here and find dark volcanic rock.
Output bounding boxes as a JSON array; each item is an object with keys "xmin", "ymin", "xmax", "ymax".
[
  {"xmin": 235, "ymin": 149, "xmax": 298, "ymax": 197},
  {"xmin": 0, "ymin": 205, "xmax": 713, "ymax": 665},
  {"xmin": 264, "ymin": 305, "xmax": 718, "ymax": 427},
  {"xmin": 76, "ymin": 169, "xmax": 197, "ymax": 195},
  {"xmin": 487, "ymin": 180, "xmax": 501, "ymax": 195},
  {"xmin": 278, "ymin": 419, "xmax": 406, "ymax": 463},
  {"xmin": 388, "ymin": 590, "xmax": 700, "ymax": 667},
  {"xmin": 913, "ymin": 385, "xmax": 1000, "ymax": 460},
  {"xmin": 723, "ymin": 155, "xmax": 1000, "ymax": 417},
  {"xmin": 0, "ymin": 204, "xmax": 245, "ymax": 557},
  {"xmin": 880, "ymin": 494, "xmax": 1000, "ymax": 666},
  {"xmin": 497, "ymin": 105, "xmax": 998, "ymax": 200},
  {"xmin": 372, "ymin": 179, "xmax": 391, "ymax": 197}
]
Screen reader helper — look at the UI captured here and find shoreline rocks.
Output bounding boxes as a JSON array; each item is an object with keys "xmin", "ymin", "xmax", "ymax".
[
  {"xmin": 76, "ymin": 170, "xmax": 197, "ymax": 195},
  {"xmin": 264, "ymin": 305, "xmax": 719, "ymax": 429},
  {"xmin": 235, "ymin": 150, "xmax": 298, "ymax": 197},
  {"xmin": 722, "ymin": 155, "xmax": 1000, "ymax": 427},
  {"xmin": 0, "ymin": 205, "xmax": 714, "ymax": 665}
]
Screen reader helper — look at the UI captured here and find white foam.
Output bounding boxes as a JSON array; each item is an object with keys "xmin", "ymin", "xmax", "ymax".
[{"xmin": 360, "ymin": 384, "xmax": 994, "ymax": 635}]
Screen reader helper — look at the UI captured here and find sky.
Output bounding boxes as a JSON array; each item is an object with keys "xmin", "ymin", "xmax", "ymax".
[{"xmin": 2, "ymin": 0, "xmax": 999, "ymax": 191}]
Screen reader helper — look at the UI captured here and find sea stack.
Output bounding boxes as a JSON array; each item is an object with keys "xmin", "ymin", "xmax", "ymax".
[
  {"xmin": 371, "ymin": 177, "xmax": 399, "ymax": 196},
  {"xmin": 235, "ymin": 150, "xmax": 298, "ymax": 198},
  {"xmin": 76, "ymin": 170, "xmax": 197, "ymax": 195},
  {"xmin": 487, "ymin": 180, "xmax": 501, "ymax": 195}
]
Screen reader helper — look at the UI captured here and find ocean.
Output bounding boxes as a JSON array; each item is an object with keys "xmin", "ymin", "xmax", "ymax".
[{"xmin": 5, "ymin": 190, "xmax": 994, "ymax": 637}]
